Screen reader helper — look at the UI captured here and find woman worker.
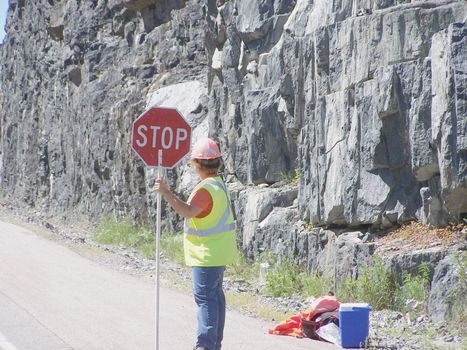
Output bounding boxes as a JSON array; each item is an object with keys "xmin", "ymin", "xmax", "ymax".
[{"xmin": 154, "ymin": 137, "xmax": 238, "ymax": 350}]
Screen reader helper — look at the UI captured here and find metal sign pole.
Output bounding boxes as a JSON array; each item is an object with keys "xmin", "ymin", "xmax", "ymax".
[
  {"xmin": 131, "ymin": 107, "xmax": 191, "ymax": 350},
  {"xmin": 155, "ymin": 149, "xmax": 162, "ymax": 350}
]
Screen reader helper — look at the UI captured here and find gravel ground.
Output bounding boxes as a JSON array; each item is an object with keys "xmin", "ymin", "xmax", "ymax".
[
  {"xmin": 222, "ymin": 279, "xmax": 465, "ymax": 350},
  {"xmin": 0, "ymin": 202, "xmax": 465, "ymax": 350}
]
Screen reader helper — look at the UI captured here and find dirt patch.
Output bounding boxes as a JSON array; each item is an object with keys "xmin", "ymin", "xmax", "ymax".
[{"xmin": 375, "ymin": 222, "xmax": 466, "ymax": 256}]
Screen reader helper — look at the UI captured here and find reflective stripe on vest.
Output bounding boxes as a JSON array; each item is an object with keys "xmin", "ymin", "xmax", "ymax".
[{"xmin": 184, "ymin": 178, "xmax": 235, "ymax": 236}]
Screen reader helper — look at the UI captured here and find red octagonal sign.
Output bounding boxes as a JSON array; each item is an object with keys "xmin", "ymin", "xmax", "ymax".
[{"xmin": 131, "ymin": 107, "xmax": 191, "ymax": 168}]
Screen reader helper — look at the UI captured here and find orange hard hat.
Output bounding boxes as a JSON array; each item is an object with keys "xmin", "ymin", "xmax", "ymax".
[{"xmin": 191, "ymin": 137, "xmax": 222, "ymax": 159}]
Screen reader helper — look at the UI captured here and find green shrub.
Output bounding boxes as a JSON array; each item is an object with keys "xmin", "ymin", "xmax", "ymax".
[
  {"xmin": 302, "ymin": 271, "xmax": 334, "ymax": 297},
  {"xmin": 265, "ymin": 260, "xmax": 302, "ymax": 297},
  {"xmin": 260, "ymin": 252, "xmax": 334, "ymax": 298},
  {"xmin": 94, "ymin": 217, "xmax": 188, "ymax": 262},
  {"xmin": 394, "ymin": 263, "xmax": 431, "ymax": 312},
  {"xmin": 448, "ymin": 251, "xmax": 467, "ymax": 328},
  {"xmin": 160, "ymin": 233, "xmax": 185, "ymax": 266},
  {"xmin": 226, "ymin": 252, "xmax": 260, "ymax": 281},
  {"xmin": 338, "ymin": 256, "xmax": 397, "ymax": 310},
  {"xmin": 94, "ymin": 216, "xmax": 155, "ymax": 258}
]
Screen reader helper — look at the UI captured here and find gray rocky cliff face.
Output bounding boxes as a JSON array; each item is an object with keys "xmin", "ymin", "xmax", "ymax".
[
  {"xmin": 205, "ymin": 0, "xmax": 466, "ymax": 229},
  {"xmin": 0, "ymin": 0, "xmax": 466, "ymax": 322},
  {"xmin": 1, "ymin": 0, "xmax": 465, "ymax": 228},
  {"xmin": 0, "ymin": 0, "xmax": 209, "ymax": 224}
]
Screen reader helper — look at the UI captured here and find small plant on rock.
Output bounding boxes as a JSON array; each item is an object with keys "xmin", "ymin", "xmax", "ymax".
[
  {"xmin": 394, "ymin": 263, "xmax": 431, "ymax": 314},
  {"xmin": 279, "ymin": 168, "xmax": 300, "ymax": 185},
  {"xmin": 448, "ymin": 251, "xmax": 467, "ymax": 329}
]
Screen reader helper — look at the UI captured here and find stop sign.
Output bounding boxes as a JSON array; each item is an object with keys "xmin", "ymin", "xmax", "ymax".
[{"xmin": 131, "ymin": 107, "xmax": 191, "ymax": 168}]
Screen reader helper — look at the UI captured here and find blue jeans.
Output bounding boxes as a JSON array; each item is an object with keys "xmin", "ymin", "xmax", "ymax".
[{"xmin": 192, "ymin": 266, "xmax": 225, "ymax": 350}]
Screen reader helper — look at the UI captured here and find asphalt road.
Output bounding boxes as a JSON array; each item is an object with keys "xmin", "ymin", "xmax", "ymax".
[{"xmin": 0, "ymin": 220, "xmax": 340, "ymax": 350}]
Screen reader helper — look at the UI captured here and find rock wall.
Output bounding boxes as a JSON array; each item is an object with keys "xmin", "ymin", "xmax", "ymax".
[
  {"xmin": 0, "ymin": 0, "xmax": 209, "ymax": 224},
  {"xmin": 205, "ymin": 0, "xmax": 466, "ymax": 231},
  {"xmin": 0, "ymin": 0, "xmax": 465, "ymax": 322},
  {"xmin": 1, "ymin": 0, "xmax": 465, "ymax": 229}
]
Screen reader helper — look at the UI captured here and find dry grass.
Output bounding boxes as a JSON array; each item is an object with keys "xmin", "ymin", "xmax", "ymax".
[{"xmin": 376, "ymin": 222, "xmax": 465, "ymax": 255}]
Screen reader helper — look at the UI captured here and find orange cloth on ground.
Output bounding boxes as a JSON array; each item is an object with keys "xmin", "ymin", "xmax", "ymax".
[
  {"xmin": 268, "ymin": 296, "xmax": 339, "ymax": 337},
  {"xmin": 189, "ymin": 188, "xmax": 213, "ymax": 218},
  {"xmin": 268, "ymin": 313, "xmax": 304, "ymax": 337}
]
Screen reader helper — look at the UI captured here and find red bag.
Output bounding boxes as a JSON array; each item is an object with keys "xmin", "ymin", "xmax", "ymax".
[
  {"xmin": 301, "ymin": 311, "xmax": 339, "ymax": 341},
  {"xmin": 269, "ymin": 296, "xmax": 340, "ymax": 339}
]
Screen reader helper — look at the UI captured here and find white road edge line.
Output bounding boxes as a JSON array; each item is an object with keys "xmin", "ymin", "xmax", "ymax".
[{"xmin": 0, "ymin": 331, "xmax": 19, "ymax": 350}]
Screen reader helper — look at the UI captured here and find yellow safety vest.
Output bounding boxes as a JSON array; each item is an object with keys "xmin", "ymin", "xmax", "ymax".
[{"xmin": 184, "ymin": 176, "xmax": 238, "ymax": 267}]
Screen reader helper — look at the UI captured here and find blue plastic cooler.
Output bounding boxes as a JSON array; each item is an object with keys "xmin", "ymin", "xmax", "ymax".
[{"xmin": 339, "ymin": 303, "xmax": 372, "ymax": 348}]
